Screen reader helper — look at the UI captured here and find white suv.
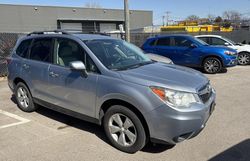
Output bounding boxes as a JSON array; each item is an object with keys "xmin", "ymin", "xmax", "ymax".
[{"xmin": 196, "ymin": 35, "xmax": 250, "ymax": 65}]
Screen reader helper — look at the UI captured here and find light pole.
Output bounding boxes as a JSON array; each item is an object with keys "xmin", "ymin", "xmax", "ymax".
[
  {"xmin": 165, "ymin": 11, "xmax": 171, "ymax": 26},
  {"xmin": 124, "ymin": 0, "xmax": 130, "ymax": 42}
]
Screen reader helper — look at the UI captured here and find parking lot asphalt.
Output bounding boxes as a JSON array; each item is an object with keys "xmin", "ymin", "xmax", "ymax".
[{"xmin": 0, "ymin": 66, "xmax": 250, "ymax": 161}]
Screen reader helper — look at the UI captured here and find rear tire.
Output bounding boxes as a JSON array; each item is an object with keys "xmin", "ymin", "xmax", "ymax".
[
  {"xmin": 15, "ymin": 82, "xmax": 37, "ymax": 112},
  {"xmin": 203, "ymin": 57, "xmax": 222, "ymax": 74},
  {"xmin": 103, "ymin": 105, "xmax": 147, "ymax": 153},
  {"xmin": 238, "ymin": 52, "xmax": 250, "ymax": 65}
]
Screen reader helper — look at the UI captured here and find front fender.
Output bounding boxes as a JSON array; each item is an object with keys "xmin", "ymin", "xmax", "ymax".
[
  {"xmin": 95, "ymin": 76, "xmax": 164, "ymax": 119},
  {"xmin": 200, "ymin": 53, "xmax": 225, "ymax": 66}
]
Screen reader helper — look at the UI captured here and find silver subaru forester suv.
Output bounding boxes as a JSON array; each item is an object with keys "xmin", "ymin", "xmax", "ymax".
[{"xmin": 7, "ymin": 31, "xmax": 216, "ymax": 153}]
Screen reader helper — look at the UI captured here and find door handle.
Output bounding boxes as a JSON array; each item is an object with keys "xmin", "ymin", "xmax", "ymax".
[
  {"xmin": 49, "ymin": 71, "xmax": 59, "ymax": 78},
  {"xmin": 22, "ymin": 64, "xmax": 29, "ymax": 69}
]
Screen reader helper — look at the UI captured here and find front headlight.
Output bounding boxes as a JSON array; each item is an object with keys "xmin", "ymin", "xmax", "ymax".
[
  {"xmin": 224, "ymin": 50, "xmax": 236, "ymax": 56},
  {"xmin": 150, "ymin": 87, "xmax": 200, "ymax": 109}
]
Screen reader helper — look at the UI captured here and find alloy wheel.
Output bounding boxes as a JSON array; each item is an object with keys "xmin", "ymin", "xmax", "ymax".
[
  {"xmin": 108, "ymin": 113, "xmax": 137, "ymax": 147},
  {"xmin": 17, "ymin": 87, "xmax": 29, "ymax": 108},
  {"xmin": 238, "ymin": 53, "xmax": 250, "ymax": 65},
  {"xmin": 204, "ymin": 59, "xmax": 220, "ymax": 73}
]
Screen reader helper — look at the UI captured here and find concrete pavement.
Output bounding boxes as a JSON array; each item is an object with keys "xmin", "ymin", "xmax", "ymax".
[{"xmin": 0, "ymin": 66, "xmax": 249, "ymax": 161}]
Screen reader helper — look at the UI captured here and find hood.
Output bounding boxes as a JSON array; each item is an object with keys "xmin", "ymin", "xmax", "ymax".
[
  {"xmin": 119, "ymin": 62, "xmax": 209, "ymax": 93},
  {"xmin": 200, "ymin": 45, "xmax": 237, "ymax": 52},
  {"xmin": 242, "ymin": 44, "xmax": 250, "ymax": 47},
  {"xmin": 233, "ymin": 44, "xmax": 250, "ymax": 52}
]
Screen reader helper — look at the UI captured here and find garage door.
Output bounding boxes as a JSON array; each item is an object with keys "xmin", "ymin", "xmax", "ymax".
[
  {"xmin": 100, "ymin": 23, "xmax": 117, "ymax": 33},
  {"xmin": 60, "ymin": 23, "xmax": 82, "ymax": 32}
]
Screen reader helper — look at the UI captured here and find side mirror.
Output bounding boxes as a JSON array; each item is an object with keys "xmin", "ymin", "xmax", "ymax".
[
  {"xmin": 190, "ymin": 43, "xmax": 198, "ymax": 48},
  {"xmin": 69, "ymin": 61, "xmax": 88, "ymax": 77},
  {"xmin": 224, "ymin": 42, "xmax": 230, "ymax": 46}
]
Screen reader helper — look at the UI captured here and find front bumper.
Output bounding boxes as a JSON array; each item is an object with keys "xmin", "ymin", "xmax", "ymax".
[{"xmin": 145, "ymin": 91, "xmax": 216, "ymax": 145}]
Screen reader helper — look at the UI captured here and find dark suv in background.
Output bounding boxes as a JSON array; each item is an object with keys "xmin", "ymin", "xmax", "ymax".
[{"xmin": 142, "ymin": 35, "xmax": 238, "ymax": 74}]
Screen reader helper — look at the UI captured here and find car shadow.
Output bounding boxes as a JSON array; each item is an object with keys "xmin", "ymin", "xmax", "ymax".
[
  {"xmin": 142, "ymin": 142, "xmax": 175, "ymax": 153},
  {"xmin": 10, "ymin": 95, "xmax": 173, "ymax": 153},
  {"xmin": 11, "ymin": 95, "xmax": 109, "ymax": 144},
  {"xmin": 192, "ymin": 67, "xmax": 228, "ymax": 74},
  {"xmin": 209, "ymin": 139, "xmax": 250, "ymax": 161}
]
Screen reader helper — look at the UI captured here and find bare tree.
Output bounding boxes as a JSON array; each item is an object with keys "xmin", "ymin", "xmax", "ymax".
[
  {"xmin": 223, "ymin": 11, "xmax": 231, "ymax": 20},
  {"xmin": 186, "ymin": 15, "xmax": 200, "ymax": 21},
  {"xmin": 223, "ymin": 10, "xmax": 241, "ymax": 22},
  {"xmin": 84, "ymin": 2, "xmax": 102, "ymax": 8},
  {"xmin": 207, "ymin": 14, "xmax": 216, "ymax": 23}
]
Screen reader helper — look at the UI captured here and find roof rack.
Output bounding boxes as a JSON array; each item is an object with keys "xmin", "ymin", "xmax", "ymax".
[
  {"xmin": 27, "ymin": 30, "xmax": 70, "ymax": 36},
  {"xmin": 89, "ymin": 31, "xmax": 111, "ymax": 36}
]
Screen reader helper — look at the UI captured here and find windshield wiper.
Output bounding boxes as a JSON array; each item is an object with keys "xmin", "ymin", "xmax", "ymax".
[{"xmin": 113, "ymin": 61, "xmax": 155, "ymax": 71}]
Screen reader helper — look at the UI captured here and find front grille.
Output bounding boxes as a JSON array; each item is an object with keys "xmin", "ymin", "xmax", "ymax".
[{"xmin": 199, "ymin": 84, "xmax": 212, "ymax": 103}]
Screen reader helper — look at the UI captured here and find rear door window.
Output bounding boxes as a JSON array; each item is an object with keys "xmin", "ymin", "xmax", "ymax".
[
  {"xmin": 16, "ymin": 39, "xmax": 32, "ymax": 58},
  {"xmin": 211, "ymin": 37, "xmax": 227, "ymax": 46},
  {"xmin": 30, "ymin": 38, "xmax": 53, "ymax": 63},
  {"xmin": 198, "ymin": 37, "xmax": 209, "ymax": 44},
  {"xmin": 156, "ymin": 37, "xmax": 171, "ymax": 46},
  {"xmin": 173, "ymin": 37, "xmax": 193, "ymax": 47}
]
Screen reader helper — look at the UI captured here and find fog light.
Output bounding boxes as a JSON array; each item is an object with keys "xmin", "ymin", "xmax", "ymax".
[{"xmin": 173, "ymin": 132, "xmax": 193, "ymax": 143}]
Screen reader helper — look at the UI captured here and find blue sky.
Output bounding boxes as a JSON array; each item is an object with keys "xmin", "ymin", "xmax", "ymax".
[{"xmin": 1, "ymin": 0, "xmax": 250, "ymax": 25}]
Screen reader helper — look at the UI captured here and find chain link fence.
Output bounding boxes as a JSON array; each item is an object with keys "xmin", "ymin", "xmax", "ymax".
[{"xmin": 0, "ymin": 33, "xmax": 23, "ymax": 77}]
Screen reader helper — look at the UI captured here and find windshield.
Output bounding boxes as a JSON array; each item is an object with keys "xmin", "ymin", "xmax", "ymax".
[
  {"xmin": 222, "ymin": 37, "xmax": 236, "ymax": 45},
  {"xmin": 84, "ymin": 39, "xmax": 153, "ymax": 70},
  {"xmin": 193, "ymin": 37, "xmax": 209, "ymax": 46}
]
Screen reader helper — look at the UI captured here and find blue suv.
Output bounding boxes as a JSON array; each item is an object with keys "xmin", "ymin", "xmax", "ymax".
[{"xmin": 142, "ymin": 35, "xmax": 238, "ymax": 73}]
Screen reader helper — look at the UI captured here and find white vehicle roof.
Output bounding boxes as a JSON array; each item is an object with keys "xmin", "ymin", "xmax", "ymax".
[{"xmin": 195, "ymin": 35, "xmax": 222, "ymax": 38}]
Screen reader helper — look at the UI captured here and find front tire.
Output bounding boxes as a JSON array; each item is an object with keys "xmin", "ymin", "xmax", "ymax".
[
  {"xmin": 15, "ymin": 82, "xmax": 37, "ymax": 112},
  {"xmin": 103, "ymin": 105, "xmax": 147, "ymax": 153},
  {"xmin": 238, "ymin": 52, "xmax": 250, "ymax": 65},
  {"xmin": 203, "ymin": 57, "xmax": 222, "ymax": 74}
]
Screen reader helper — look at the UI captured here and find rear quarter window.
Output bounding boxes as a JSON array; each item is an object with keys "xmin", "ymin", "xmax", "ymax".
[
  {"xmin": 16, "ymin": 39, "xmax": 32, "ymax": 58},
  {"xmin": 149, "ymin": 39, "xmax": 156, "ymax": 46}
]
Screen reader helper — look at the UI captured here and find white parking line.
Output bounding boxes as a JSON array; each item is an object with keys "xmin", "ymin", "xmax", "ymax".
[{"xmin": 0, "ymin": 109, "xmax": 30, "ymax": 129}]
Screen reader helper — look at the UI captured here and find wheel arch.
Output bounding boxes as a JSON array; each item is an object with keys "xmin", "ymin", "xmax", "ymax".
[
  {"xmin": 238, "ymin": 51, "xmax": 250, "ymax": 55},
  {"xmin": 99, "ymin": 99, "xmax": 150, "ymax": 140},
  {"xmin": 14, "ymin": 77, "xmax": 28, "ymax": 88},
  {"xmin": 13, "ymin": 77, "xmax": 32, "ymax": 95},
  {"xmin": 202, "ymin": 55, "xmax": 224, "ymax": 67}
]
